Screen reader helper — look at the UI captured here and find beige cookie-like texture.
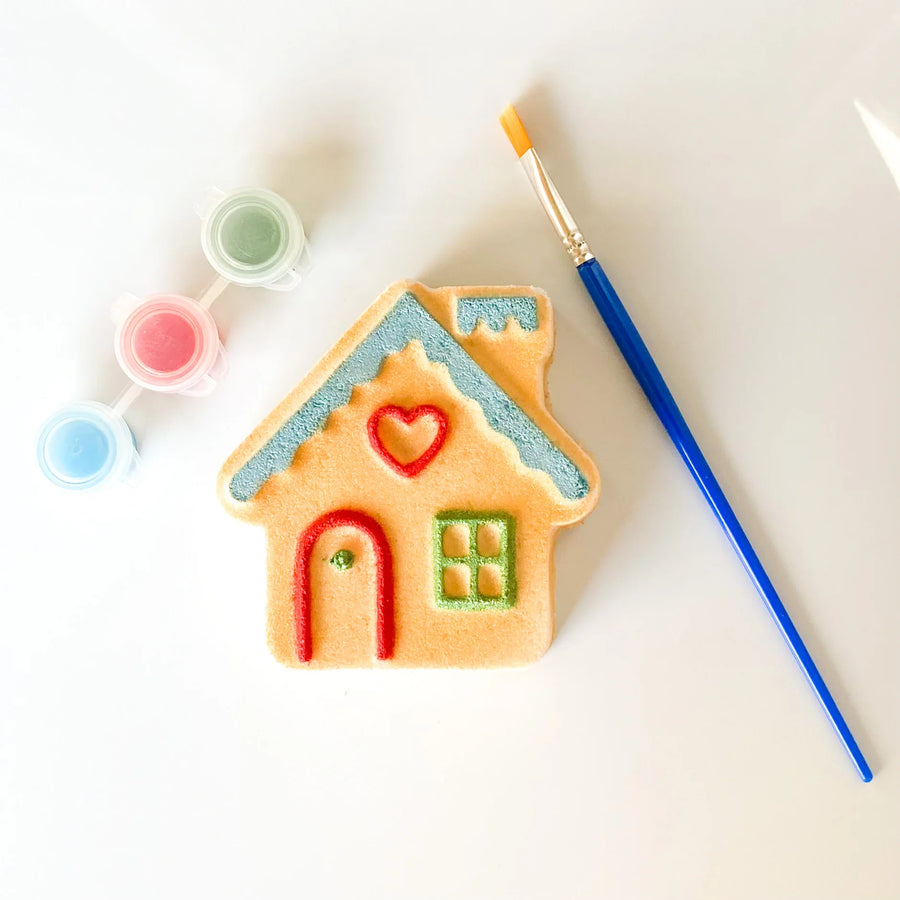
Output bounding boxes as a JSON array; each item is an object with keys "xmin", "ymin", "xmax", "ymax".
[{"xmin": 218, "ymin": 281, "xmax": 599, "ymax": 668}]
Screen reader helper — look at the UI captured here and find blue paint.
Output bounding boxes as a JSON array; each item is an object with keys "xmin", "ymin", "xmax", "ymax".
[
  {"xmin": 46, "ymin": 418, "xmax": 111, "ymax": 480},
  {"xmin": 456, "ymin": 296, "xmax": 538, "ymax": 334},
  {"xmin": 37, "ymin": 401, "xmax": 137, "ymax": 491},
  {"xmin": 37, "ymin": 407, "xmax": 114, "ymax": 488},
  {"xmin": 230, "ymin": 291, "xmax": 590, "ymax": 503}
]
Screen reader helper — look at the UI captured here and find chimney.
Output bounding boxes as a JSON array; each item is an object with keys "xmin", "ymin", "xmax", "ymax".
[{"xmin": 451, "ymin": 292, "xmax": 552, "ymax": 402}]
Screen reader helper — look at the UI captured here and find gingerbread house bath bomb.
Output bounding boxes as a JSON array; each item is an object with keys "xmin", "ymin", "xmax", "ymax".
[{"xmin": 218, "ymin": 281, "xmax": 599, "ymax": 668}]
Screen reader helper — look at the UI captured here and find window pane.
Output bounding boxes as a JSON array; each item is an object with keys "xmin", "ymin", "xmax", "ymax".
[
  {"xmin": 476, "ymin": 522, "xmax": 502, "ymax": 557},
  {"xmin": 477, "ymin": 564, "xmax": 503, "ymax": 598},
  {"xmin": 442, "ymin": 524, "xmax": 470, "ymax": 558},
  {"xmin": 443, "ymin": 564, "xmax": 471, "ymax": 598}
]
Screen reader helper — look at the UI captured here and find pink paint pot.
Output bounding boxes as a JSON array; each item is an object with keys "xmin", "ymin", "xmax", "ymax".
[{"xmin": 114, "ymin": 294, "xmax": 227, "ymax": 396}]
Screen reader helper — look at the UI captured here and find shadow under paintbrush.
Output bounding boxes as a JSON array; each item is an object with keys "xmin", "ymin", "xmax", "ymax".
[{"xmin": 669, "ymin": 395, "xmax": 882, "ymax": 776}]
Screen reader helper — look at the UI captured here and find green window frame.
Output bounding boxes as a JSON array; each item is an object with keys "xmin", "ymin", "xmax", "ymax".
[{"xmin": 433, "ymin": 511, "xmax": 517, "ymax": 609}]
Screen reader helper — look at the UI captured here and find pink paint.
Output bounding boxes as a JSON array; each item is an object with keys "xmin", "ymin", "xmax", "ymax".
[
  {"xmin": 114, "ymin": 294, "xmax": 225, "ymax": 395},
  {"xmin": 132, "ymin": 311, "xmax": 197, "ymax": 374}
]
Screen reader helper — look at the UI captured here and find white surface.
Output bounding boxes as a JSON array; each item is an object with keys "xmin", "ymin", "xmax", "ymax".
[{"xmin": 2, "ymin": 1, "xmax": 899, "ymax": 897}]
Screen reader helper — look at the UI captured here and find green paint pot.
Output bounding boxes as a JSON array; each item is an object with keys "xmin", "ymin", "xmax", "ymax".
[{"xmin": 200, "ymin": 188, "xmax": 309, "ymax": 290}]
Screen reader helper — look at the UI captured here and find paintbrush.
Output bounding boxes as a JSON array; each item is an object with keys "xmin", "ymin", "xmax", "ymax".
[{"xmin": 499, "ymin": 103, "xmax": 871, "ymax": 782}]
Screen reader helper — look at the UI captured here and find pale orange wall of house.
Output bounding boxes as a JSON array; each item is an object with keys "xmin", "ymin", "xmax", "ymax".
[{"xmin": 257, "ymin": 344, "xmax": 573, "ymax": 668}]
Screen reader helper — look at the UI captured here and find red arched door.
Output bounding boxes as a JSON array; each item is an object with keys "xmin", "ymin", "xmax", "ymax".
[{"xmin": 292, "ymin": 510, "xmax": 394, "ymax": 663}]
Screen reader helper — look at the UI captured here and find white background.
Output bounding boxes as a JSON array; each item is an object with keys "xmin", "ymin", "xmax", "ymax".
[{"xmin": 2, "ymin": 1, "xmax": 900, "ymax": 897}]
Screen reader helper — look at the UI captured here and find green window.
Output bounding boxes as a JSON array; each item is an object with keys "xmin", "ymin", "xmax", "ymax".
[{"xmin": 433, "ymin": 512, "xmax": 516, "ymax": 609}]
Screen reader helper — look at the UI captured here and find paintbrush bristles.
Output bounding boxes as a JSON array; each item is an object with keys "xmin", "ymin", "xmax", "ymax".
[{"xmin": 499, "ymin": 105, "xmax": 532, "ymax": 157}]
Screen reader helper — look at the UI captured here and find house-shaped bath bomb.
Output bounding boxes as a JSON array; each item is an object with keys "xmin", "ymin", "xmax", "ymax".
[{"xmin": 219, "ymin": 281, "xmax": 599, "ymax": 668}]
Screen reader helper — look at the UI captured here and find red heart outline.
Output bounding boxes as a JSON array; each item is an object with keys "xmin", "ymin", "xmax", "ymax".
[{"xmin": 367, "ymin": 404, "xmax": 449, "ymax": 477}]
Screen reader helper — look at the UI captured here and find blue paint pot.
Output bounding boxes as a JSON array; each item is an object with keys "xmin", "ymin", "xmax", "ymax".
[{"xmin": 36, "ymin": 401, "xmax": 138, "ymax": 491}]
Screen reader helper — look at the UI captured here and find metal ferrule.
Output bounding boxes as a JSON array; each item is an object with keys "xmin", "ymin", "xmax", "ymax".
[{"xmin": 520, "ymin": 148, "xmax": 594, "ymax": 266}]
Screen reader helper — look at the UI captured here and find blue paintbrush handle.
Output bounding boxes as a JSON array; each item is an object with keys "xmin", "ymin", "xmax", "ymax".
[{"xmin": 577, "ymin": 256, "xmax": 872, "ymax": 782}]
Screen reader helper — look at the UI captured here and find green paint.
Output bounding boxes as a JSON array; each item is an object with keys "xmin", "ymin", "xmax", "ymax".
[
  {"xmin": 330, "ymin": 549, "xmax": 355, "ymax": 571},
  {"xmin": 219, "ymin": 204, "xmax": 284, "ymax": 267},
  {"xmin": 432, "ymin": 512, "xmax": 517, "ymax": 610}
]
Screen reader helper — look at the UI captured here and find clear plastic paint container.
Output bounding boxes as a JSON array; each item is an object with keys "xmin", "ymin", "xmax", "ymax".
[
  {"xmin": 199, "ymin": 187, "xmax": 310, "ymax": 290},
  {"xmin": 114, "ymin": 293, "xmax": 227, "ymax": 396},
  {"xmin": 36, "ymin": 401, "xmax": 138, "ymax": 491},
  {"xmin": 39, "ymin": 184, "xmax": 300, "ymax": 491}
]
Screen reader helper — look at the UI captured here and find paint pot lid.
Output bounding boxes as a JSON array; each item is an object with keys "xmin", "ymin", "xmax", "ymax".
[
  {"xmin": 37, "ymin": 401, "xmax": 136, "ymax": 491},
  {"xmin": 200, "ymin": 188, "xmax": 304, "ymax": 286}
]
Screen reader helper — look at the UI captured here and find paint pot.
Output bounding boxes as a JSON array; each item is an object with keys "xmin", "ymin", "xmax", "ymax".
[
  {"xmin": 199, "ymin": 187, "xmax": 309, "ymax": 290},
  {"xmin": 114, "ymin": 293, "xmax": 227, "ymax": 395},
  {"xmin": 37, "ymin": 401, "xmax": 138, "ymax": 491}
]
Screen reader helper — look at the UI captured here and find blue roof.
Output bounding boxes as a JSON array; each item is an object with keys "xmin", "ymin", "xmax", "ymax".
[{"xmin": 229, "ymin": 291, "xmax": 590, "ymax": 503}]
